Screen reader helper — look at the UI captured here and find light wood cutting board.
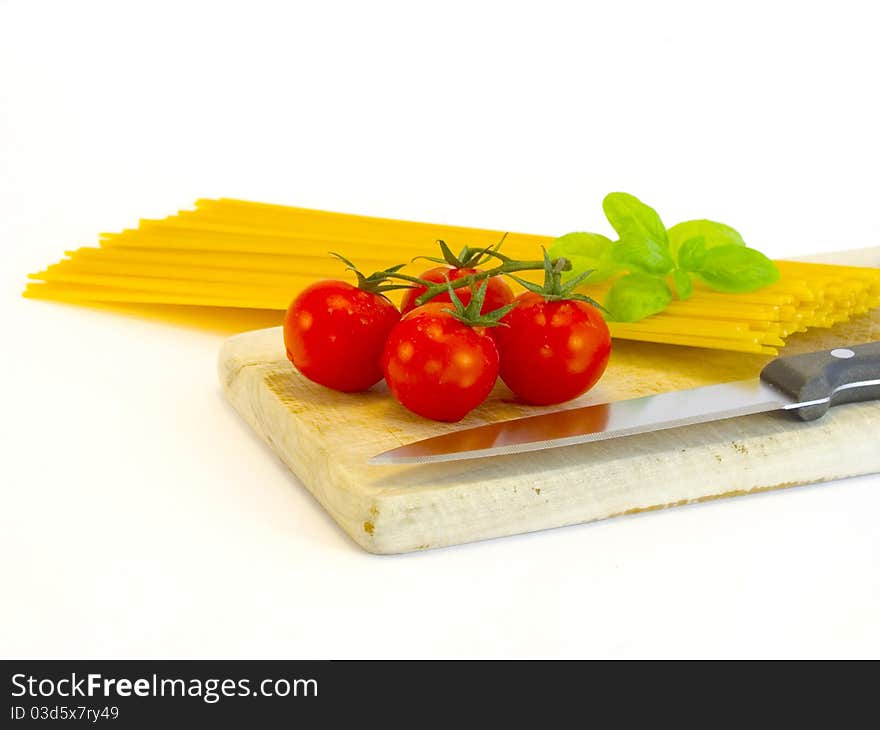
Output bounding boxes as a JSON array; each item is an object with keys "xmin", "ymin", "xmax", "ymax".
[{"xmin": 219, "ymin": 248, "xmax": 880, "ymax": 554}]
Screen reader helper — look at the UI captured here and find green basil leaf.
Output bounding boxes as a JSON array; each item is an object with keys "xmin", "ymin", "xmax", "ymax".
[
  {"xmin": 603, "ymin": 191, "xmax": 669, "ymax": 248},
  {"xmin": 668, "ymin": 219, "xmax": 745, "ymax": 260},
  {"xmin": 603, "ymin": 192, "xmax": 669, "ymax": 247},
  {"xmin": 548, "ymin": 232, "xmax": 620, "ymax": 284},
  {"xmin": 610, "ymin": 237, "xmax": 675, "ymax": 275},
  {"xmin": 695, "ymin": 245, "xmax": 780, "ymax": 293},
  {"xmin": 604, "ymin": 273, "xmax": 672, "ymax": 322},
  {"xmin": 677, "ymin": 235, "xmax": 707, "ymax": 271},
  {"xmin": 602, "ymin": 193, "xmax": 673, "ymax": 275},
  {"xmin": 672, "ymin": 269, "xmax": 693, "ymax": 300}
]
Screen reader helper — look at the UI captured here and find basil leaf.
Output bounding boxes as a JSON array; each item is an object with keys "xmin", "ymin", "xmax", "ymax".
[
  {"xmin": 604, "ymin": 273, "xmax": 672, "ymax": 322},
  {"xmin": 611, "ymin": 237, "xmax": 675, "ymax": 275},
  {"xmin": 603, "ymin": 192, "xmax": 669, "ymax": 247},
  {"xmin": 672, "ymin": 269, "xmax": 693, "ymax": 300},
  {"xmin": 603, "ymin": 193, "xmax": 673, "ymax": 275},
  {"xmin": 548, "ymin": 232, "xmax": 620, "ymax": 284},
  {"xmin": 695, "ymin": 245, "xmax": 780, "ymax": 293},
  {"xmin": 668, "ymin": 219, "xmax": 745, "ymax": 260},
  {"xmin": 677, "ymin": 235, "xmax": 707, "ymax": 271}
]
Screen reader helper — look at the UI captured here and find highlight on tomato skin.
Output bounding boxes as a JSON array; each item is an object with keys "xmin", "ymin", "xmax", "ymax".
[
  {"xmin": 400, "ymin": 266, "xmax": 514, "ymax": 315},
  {"xmin": 381, "ymin": 303, "xmax": 501, "ymax": 422},
  {"xmin": 494, "ymin": 293, "xmax": 612, "ymax": 406},
  {"xmin": 283, "ymin": 279, "xmax": 401, "ymax": 393}
]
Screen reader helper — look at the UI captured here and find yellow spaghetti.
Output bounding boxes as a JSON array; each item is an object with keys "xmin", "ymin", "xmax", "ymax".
[{"xmin": 24, "ymin": 198, "xmax": 880, "ymax": 355}]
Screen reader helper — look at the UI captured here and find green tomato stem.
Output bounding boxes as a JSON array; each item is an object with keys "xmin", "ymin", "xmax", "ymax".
[
  {"xmin": 379, "ymin": 271, "xmax": 433, "ymax": 287},
  {"xmin": 410, "ymin": 260, "xmax": 568, "ymax": 307}
]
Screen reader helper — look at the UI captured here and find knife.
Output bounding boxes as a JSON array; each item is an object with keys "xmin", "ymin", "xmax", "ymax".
[{"xmin": 370, "ymin": 341, "xmax": 880, "ymax": 464}]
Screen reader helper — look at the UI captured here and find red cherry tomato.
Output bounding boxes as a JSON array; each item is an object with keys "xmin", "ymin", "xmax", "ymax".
[
  {"xmin": 382, "ymin": 303, "xmax": 499, "ymax": 421},
  {"xmin": 494, "ymin": 293, "xmax": 611, "ymax": 406},
  {"xmin": 400, "ymin": 266, "xmax": 514, "ymax": 315},
  {"xmin": 283, "ymin": 280, "xmax": 400, "ymax": 392}
]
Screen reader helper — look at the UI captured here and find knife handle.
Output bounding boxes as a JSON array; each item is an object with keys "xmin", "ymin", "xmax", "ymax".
[{"xmin": 760, "ymin": 340, "xmax": 880, "ymax": 420}]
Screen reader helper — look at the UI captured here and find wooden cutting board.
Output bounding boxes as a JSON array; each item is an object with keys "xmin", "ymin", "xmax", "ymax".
[{"xmin": 219, "ymin": 248, "xmax": 880, "ymax": 554}]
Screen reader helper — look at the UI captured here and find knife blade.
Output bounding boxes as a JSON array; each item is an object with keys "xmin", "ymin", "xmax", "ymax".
[{"xmin": 370, "ymin": 341, "xmax": 880, "ymax": 465}]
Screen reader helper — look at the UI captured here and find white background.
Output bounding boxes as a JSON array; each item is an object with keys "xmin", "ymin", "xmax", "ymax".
[{"xmin": 2, "ymin": 0, "xmax": 878, "ymax": 658}]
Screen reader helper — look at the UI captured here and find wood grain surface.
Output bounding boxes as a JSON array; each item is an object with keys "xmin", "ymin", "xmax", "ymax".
[{"xmin": 219, "ymin": 248, "xmax": 880, "ymax": 553}]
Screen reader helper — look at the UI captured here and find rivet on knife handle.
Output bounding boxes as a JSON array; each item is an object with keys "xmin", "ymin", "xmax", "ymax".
[{"xmin": 761, "ymin": 341, "xmax": 880, "ymax": 421}]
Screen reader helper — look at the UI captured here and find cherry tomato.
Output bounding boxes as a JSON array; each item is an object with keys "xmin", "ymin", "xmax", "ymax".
[
  {"xmin": 494, "ymin": 293, "xmax": 611, "ymax": 406},
  {"xmin": 400, "ymin": 266, "xmax": 514, "ymax": 315},
  {"xmin": 284, "ymin": 280, "xmax": 400, "ymax": 392},
  {"xmin": 382, "ymin": 303, "xmax": 499, "ymax": 421}
]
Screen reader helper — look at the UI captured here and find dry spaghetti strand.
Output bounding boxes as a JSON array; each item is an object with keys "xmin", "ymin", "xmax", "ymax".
[{"xmin": 25, "ymin": 198, "xmax": 880, "ymax": 355}]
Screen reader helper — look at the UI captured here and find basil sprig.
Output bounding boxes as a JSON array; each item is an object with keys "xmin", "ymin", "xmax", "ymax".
[{"xmin": 548, "ymin": 192, "xmax": 780, "ymax": 322}]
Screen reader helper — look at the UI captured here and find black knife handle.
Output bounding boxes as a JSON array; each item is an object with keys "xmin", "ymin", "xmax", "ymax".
[{"xmin": 760, "ymin": 340, "xmax": 880, "ymax": 421}]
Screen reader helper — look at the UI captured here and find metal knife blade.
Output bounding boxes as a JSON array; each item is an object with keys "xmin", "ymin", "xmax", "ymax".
[
  {"xmin": 369, "ymin": 341, "xmax": 880, "ymax": 465},
  {"xmin": 369, "ymin": 379, "xmax": 793, "ymax": 464}
]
